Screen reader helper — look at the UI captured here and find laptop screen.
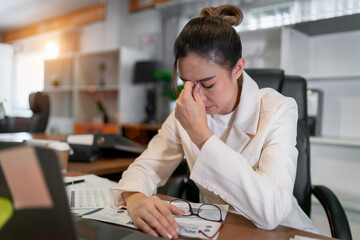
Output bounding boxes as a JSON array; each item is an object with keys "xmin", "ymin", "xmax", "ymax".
[
  {"xmin": 0, "ymin": 144, "xmax": 76, "ymax": 239},
  {"xmin": 0, "ymin": 143, "xmax": 159, "ymax": 240}
]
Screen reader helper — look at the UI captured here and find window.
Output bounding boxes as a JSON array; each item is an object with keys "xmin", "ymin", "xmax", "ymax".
[{"xmin": 13, "ymin": 52, "xmax": 44, "ymax": 116}]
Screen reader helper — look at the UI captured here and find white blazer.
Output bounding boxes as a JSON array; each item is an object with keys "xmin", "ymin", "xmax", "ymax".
[{"xmin": 110, "ymin": 72, "xmax": 318, "ymax": 233}]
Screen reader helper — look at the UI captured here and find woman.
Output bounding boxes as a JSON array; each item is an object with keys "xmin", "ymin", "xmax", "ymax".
[{"xmin": 110, "ymin": 5, "xmax": 318, "ymax": 239}]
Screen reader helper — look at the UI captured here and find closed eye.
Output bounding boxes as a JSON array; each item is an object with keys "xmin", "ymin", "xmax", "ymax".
[{"xmin": 202, "ymin": 83, "xmax": 215, "ymax": 89}]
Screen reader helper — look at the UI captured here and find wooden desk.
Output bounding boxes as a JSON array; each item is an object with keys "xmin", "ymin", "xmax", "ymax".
[
  {"xmin": 0, "ymin": 132, "xmax": 136, "ymax": 177},
  {"xmin": 68, "ymin": 157, "xmax": 135, "ymax": 176},
  {"xmin": 218, "ymin": 212, "xmax": 332, "ymax": 240},
  {"xmin": 157, "ymin": 195, "xmax": 333, "ymax": 240}
]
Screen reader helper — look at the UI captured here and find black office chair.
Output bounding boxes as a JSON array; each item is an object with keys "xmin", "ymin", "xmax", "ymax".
[
  {"xmin": 244, "ymin": 68, "xmax": 285, "ymax": 91},
  {"xmin": 167, "ymin": 69, "xmax": 352, "ymax": 240},
  {"xmin": 0, "ymin": 92, "xmax": 49, "ymax": 133},
  {"xmin": 24, "ymin": 91, "xmax": 50, "ymax": 133}
]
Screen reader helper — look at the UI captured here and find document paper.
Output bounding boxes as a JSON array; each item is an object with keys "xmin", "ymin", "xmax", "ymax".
[
  {"xmin": 69, "ymin": 188, "xmax": 112, "ymax": 209},
  {"xmin": 83, "ymin": 201, "xmax": 229, "ymax": 240},
  {"xmin": 64, "ymin": 174, "xmax": 118, "ymax": 210}
]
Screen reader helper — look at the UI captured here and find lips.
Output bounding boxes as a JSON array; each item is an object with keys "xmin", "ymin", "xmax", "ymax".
[{"xmin": 205, "ymin": 106, "xmax": 213, "ymax": 111}]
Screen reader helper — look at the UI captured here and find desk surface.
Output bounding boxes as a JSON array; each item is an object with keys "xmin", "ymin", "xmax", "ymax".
[
  {"xmin": 156, "ymin": 195, "xmax": 333, "ymax": 240},
  {"xmin": 217, "ymin": 212, "xmax": 332, "ymax": 240}
]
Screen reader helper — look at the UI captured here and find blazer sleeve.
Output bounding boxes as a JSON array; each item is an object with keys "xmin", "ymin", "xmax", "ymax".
[
  {"xmin": 110, "ymin": 112, "xmax": 184, "ymax": 208},
  {"xmin": 190, "ymin": 98, "xmax": 298, "ymax": 230}
]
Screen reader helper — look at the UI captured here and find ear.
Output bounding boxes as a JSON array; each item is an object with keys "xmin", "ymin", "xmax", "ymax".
[{"xmin": 231, "ymin": 58, "xmax": 245, "ymax": 81}]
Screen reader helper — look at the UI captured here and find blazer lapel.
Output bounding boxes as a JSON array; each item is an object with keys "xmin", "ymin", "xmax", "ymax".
[
  {"xmin": 226, "ymin": 127, "xmax": 251, "ymax": 153},
  {"xmin": 225, "ymin": 71, "xmax": 260, "ymax": 153}
]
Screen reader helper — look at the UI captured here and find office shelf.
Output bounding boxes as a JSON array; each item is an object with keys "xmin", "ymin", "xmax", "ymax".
[
  {"xmin": 303, "ymin": 73, "xmax": 360, "ymax": 81},
  {"xmin": 44, "ymin": 85, "xmax": 74, "ymax": 92},
  {"xmin": 291, "ymin": 13, "xmax": 360, "ymax": 36},
  {"xmin": 76, "ymin": 85, "xmax": 119, "ymax": 92},
  {"xmin": 44, "ymin": 47, "xmax": 150, "ymax": 133},
  {"xmin": 310, "ymin": 137, "xmax": 360, "ymax": 148}
]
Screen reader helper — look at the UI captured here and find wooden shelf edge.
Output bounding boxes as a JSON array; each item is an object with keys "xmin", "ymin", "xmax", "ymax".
[
  {"xmin": 304, "ymin": 73, "xmax": 360, "ymax": 81},
  {"xmin": 310, "ymin": 136, "xmax": 360, "ymax": 148}
]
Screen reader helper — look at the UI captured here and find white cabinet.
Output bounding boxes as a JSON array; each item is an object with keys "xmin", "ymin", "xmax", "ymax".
[
  {"xmin": 0, "ymin": 44, "xmax": 14, "ymax": 114},
  {"xmin": 241, "ymin": 16, "xmax": 360, "ymax": 237},
  {"xmin": 241, "ymin": 16, "xmax": 360, "ymax": 140},
  {"xmin": 44, "ymin": 47, "xmax": 150, "ymax": 134},
  {"xmin": 281, "ymin": 25, "xmax": 360, "ymax": 140}
]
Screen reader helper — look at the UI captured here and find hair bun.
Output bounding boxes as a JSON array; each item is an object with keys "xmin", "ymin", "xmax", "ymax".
[{"xmin": 199, "ymin": 5, "xmax": 243, "ymax": 26}]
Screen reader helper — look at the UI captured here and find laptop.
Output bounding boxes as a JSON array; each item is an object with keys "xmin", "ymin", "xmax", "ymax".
[{"xmin": 0, "ymin": 142, "xmax": 160, "ymax": 240}]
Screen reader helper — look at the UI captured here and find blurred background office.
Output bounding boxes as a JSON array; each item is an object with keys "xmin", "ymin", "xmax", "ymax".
[{"xmin": 0, "ymin": 0, "xmax": 359, "ymax": 238}]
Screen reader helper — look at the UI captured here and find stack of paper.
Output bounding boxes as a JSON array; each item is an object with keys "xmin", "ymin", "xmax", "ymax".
[{"xmin": 64, "ymin": 174, "xmax": 118, "ymax": 215}]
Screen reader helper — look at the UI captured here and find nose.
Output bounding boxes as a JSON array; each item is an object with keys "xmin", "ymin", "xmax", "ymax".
[{"xmin": 199, "ymin": 86, "xmax": 207, "ymax": 102}]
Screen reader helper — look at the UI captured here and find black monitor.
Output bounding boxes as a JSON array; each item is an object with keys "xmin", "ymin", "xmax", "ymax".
[
  {"xmin": 133, "ymin": 61, "xmax": 161, "ymax": 84},
  {"xmin": 133, "ymin": 61, "xmax": 162, "ymax": 125}
]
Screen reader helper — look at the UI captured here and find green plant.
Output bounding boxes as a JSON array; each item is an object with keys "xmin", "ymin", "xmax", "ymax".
[
  {"xmin": 0, "ymin": 99, "xmax": 6, "ymax": 107},
  {"xmin": 0, "ymin": 100, "xmax": 6, "ymax": 119},
  {"xmin": 155, "ymin": 69, "xmax": 183, "ymax": 100}
]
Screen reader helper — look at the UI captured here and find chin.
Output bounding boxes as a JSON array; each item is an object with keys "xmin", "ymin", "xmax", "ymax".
[{"xmin": 206, "ymin": 108, "xmax": 217, "ymax": 115}]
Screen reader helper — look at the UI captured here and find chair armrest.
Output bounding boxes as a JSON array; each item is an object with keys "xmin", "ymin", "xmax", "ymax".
[{"xmin": 311, "ymin": 185, "xmax": 352, "ymax": 240}]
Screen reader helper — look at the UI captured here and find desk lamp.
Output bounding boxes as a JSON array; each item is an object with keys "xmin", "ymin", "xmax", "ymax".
[{"xmin": 133, "ymin": 61, "xmax": 161, "ymax": 125}]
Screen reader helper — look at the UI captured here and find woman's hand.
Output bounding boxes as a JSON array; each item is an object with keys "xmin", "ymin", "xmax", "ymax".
[
  {"xmin": 175, "ymin": 81, "xmax": 213, "ymax": 149},
  {"xmin": 123, "ymin": 192, "xmax": 183, "ymax": 239}
]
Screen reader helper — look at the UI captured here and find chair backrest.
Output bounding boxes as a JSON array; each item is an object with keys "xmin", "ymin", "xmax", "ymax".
[
  {"xmin": 25, "ymin": 92, "xmax": 50, "ymax": 133},
  {"xmin": 246, "ymin": 69, "xmax": 312, "ymax": 216},
  {"xmin": 245, "ymin": 68, "xmax": 285, "ymax": 91},
  {"xmin": 283, "ymin": 75, "xmax": 312, "ymax": 216}
]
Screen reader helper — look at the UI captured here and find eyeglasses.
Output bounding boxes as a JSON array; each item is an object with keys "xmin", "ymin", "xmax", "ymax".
[{"xmin": 169, "ymin": 198, "xmax": 224, "ymax": 239}]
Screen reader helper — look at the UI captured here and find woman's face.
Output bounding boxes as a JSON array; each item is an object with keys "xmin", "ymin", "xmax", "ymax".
[{"xmin": 177, "ymin": 53, "xmax": 244, "ymax": 115}]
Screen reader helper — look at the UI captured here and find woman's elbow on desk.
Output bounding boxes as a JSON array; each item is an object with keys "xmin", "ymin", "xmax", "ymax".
[
  {"xmin": 252, "ymin": 208, "xmax": 290, "ymax": 231},
  {"xmin": 237, "ymin": 195, "xmax": 292, "ymax": 231}
]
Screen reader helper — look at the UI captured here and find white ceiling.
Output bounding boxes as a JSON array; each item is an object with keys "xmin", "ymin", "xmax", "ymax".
[{"xmin": 0, "ymin": 0, "xmax": 103, "ymax": 34}]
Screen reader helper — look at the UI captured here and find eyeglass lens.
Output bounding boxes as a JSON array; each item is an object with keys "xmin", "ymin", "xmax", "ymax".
[
  {"xmin": 198, "ymin": 204, "xmax": 222, "ymax": 222},
  {"xmin": 170, "ymin": 199, "xmax": 222, "ymax": 222}
]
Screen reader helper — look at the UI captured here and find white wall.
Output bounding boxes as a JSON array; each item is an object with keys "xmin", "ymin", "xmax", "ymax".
[
  {"xmin": 79, "ymin": 0, "xmax": 122, "ymax": 53},
  {"xmin": 308, "ymin": 79, "xmax": 360, "ymax": 139},
  {"xmin": 304, "ymin": 30, "xmax": 360, "ymax": 239},
  {"xmin": 309, "ymin": 30, "xmax": 360, "ymax": 76},
  {"xmin": 306, "ymin": 30, "xmax": 360, "ymax": 139},
  {"xmin": 0, "ymin": 43, "xmax": 14, "ymax": 112},
  {"xmin": 310, "ymin": 143, "xmax": 360, "ymax": 239},
  {"xmin": 241, "ymin": 28, "xmax": 282, "ymax": 69},
  {"xmin": 79, "ymin": 0, "xmax": 161, "ymax": 58},
  {"xmin": 278, "ymin": 26, "xmax": 360, "ymax": 239},
  {"xmin": 78, "ymin": 0, "xmax": 165, "ymax": 123},
  {"xmin": 118, "ymin": 3, "xmax": 162, "ymax": 59},
  {"xmin": 9, "ymin": 0, "xmax": 163, "ymax": 127}
]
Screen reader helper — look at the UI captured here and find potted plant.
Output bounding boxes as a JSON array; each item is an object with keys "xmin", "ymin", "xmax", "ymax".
[
  {"xmin": 0, "ymin": 100, "xmax": 6, "ymax": 120},
  {"xmin": 155, "ymin": 69, "xmax": 183, "ymax": 112}
]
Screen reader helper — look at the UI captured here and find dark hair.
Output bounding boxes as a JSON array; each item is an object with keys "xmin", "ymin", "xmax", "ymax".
[{"xmin": 172, "ymin": 5, "xmax": 243, "ymax": 95}]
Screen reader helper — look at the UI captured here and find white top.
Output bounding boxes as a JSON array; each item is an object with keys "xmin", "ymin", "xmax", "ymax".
[{"xmin": 110, "ymin": 72, "xmax": 318, "ymax": 234}]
